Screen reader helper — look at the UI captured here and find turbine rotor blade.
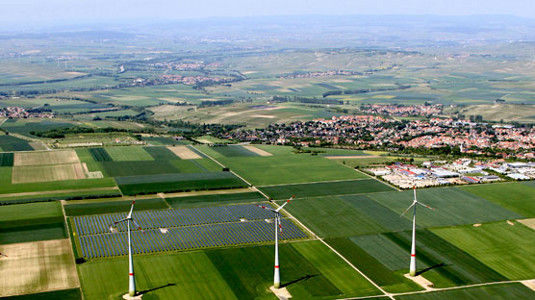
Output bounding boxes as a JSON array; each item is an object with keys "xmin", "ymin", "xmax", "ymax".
[
  {"xmin": 276, "ymin": 195, "xmax": 295, "ymax": 212},
  {"xmin": 114, "ymin": 218, "xmax": 128, "ymax": 224},
  {"xmin": 132, "ymin": 219, "xmax": 143, "ymax": 232},
  {"xmin": 417, "ymin": 201, "xmax": 435, "ymax": 210},
  {"xmin": 276, "ymin": 214, "xmax": 283, "ymax": 234},
  {"xmin": 127, "ymin": 200, "xmax": 136, "ymax": 218},
  {"xmin": 256, "ymin": 204, "xmax": 275, "ymax": 212},
  {"xmin": 400, "ymin": 202, "xmax": 416, "ymax": 217}
]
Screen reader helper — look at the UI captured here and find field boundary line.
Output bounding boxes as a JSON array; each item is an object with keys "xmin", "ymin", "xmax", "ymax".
[
  {"xmin": 59, "ymin": 200, "xmax": 83, "ymax": 297},
  {"xmin": 271, "ymin": 199, "xmax": 394, "ymax": 299},
  {"xmin": 194, "ymin": 144, "xmax": 393, "ymax": 299},
  {"xmin": 192, "ymin": 145, "xmax": 254, "ymax": 187},
  {"xmin": 257, "ymin": 178, "xmax": 371, "ymax": 188},
  {"xmin": 383, "ymin": 279, "xmax": 528, "ymax": 298},
  {"xmin": 0, "ymin": 186, "xmax": 120, "ymax": 198}
]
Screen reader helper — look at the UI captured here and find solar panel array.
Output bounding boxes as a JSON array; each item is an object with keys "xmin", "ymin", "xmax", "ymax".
[{"xmin": 72, "ymin": 204, "xmax": 308, "ymax": 258}]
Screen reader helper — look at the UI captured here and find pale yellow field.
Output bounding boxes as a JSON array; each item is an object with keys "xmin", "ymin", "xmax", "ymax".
[
  {"xmin": 167, "ymin": 146, "xmax": 202, "ymax": 159},
  {"xmin": 14, "ymin": 150, "xmax": 80, "ymax": 166},
  {"xmin": 12, "ymin": 163, "xmax": 86, "ymax": 183},
  {"xmin": 0, "ymin": 239, "xmax": 79, "ymax": 297},
  {"xmin": 242, "ymin": 145, "xmax": 273, "ymax": 156},
  {"xmin": 518, "ymin": 218, "xmax": 535, "ymax": 230}
]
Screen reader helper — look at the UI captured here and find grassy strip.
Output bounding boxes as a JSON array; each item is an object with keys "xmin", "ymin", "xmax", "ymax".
[
  {"xmin": 0, "ymin": 189, "xmax": 122, "ymax": 205},
  {"xmin": 116, "ymin": 172, "xmax": 247, "ymax": 196},
  {"xmin": 64, "ymin": 198, "xmax": 168, "ymax": 216},
  {"xmin": 166, "ymin": 191, "xmax": 265, "ymax": 208},
  {"xmin": 0, "ymin": 178, "xmax": 117, "ymax": 195},
  {"xmin": 259, "ymin": 179, "xmax": 394, "ymax": 199},
  {"xmin": 396, "ymin": 283, "xmax": 535, "ymax": 300},
  {"xmin": 0, "ymin": 288, "xmax": 81, "ymax": 300}
]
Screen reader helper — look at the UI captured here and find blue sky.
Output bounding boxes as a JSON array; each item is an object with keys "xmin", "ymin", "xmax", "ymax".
[{"xmin": 1, "ymin": 0, "xmax": 534, "ymax": 24}]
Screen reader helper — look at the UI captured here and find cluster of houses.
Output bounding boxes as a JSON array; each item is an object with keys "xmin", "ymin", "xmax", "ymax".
[
  {"xmin": 228, "ymin": 114, "xmax": 535, "ymax": 159},
  {"xmin": 0, "ymin": 107, "xmax": 54, "ymax": 119},
  {"xmin": 366, "ymin": 159, "xmax": 535, "ymax": 189},
  {"xmin": 359, "ymin": 104, "xmax": 443, "ymax": 117}
]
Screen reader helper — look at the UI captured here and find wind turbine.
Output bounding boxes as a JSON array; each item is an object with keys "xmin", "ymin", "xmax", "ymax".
[
  {"xmin": 401, "ymin": 187, "xmax": 434, "ymax": 277},
  {"xmin": 110, "ymin": 201, "xmax": 143, "ymax": 297},
  {"xmin": 257, "ymin": 195, "xmax": 295, "ymax": 289}
]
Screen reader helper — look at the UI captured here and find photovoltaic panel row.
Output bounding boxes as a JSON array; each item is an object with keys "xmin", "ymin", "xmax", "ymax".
[
  {"xmin": 72, "ymin": 204, "xmax": 275, "ymax": 236},
  {"xmin": 77, "ymin": 219, "xmax": 307, "ymax": 258}
]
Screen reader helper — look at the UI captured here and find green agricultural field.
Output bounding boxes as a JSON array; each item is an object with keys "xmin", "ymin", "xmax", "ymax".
[
  {"xmin": 523, "ymin": 180, "xmax": 535, "ymax": 188},
  {"xmin": 210, "ymin": 145, "xmax": 259, "ymax": 157},
  {"xmin": 0, "ymin": 135, "xmax": 33, "ymax": 151},
  {"xmin": 0, "ymin": 202, "xmax": 63, "ymax": 226},
  {"xmin": 367, "ymin": 188, "xmax": 521, "ymax": 228},
  {"xmin": 116, "ymin": 172, "xmax": 247, "ymax": 195},
  {"xmin": 0, "ymin": 189, "xmax": 121, "ymax": 205},
  {"xmin": 78, "ymin": 251, "xmax": 238, "ymax": 300},
  {"xmin": 260, "ymin": 179, "xmax": 393, "ymax": 199},
  {"xmin": 100, "ymin": 161, "xmax": 180, "ymax": 177},
  {"xmin": 197, "ymin": 145, "xmax": 368, "ymax": 185},
  {"xmin": 1, "ymin": 119, "xmax": 75, "ymax": 137},
  {"xmin": 283, "ymin": 195, "xmax": 387, "ymax": 238},
  {"xmin": 396, "ymin": 283, "xmax": 535, "ymax": 300},
  {"xmin": 0, "ymin": 202, "xmax": 66, "ymax": 243},
  {"xmin": 206, "ymin": 241, "xmax": 380, "ymax": 299},
  {"xmin": 143, "ymin": 146, "xmax": 179, "ymax": 160},
  {"xmin": 64, "ymin": 198, "xmax": 169, "ymax": 216},
  {"xmin": 0, "ymin": 288, "xmax": 82, "ymax": 300},
  {"xmin": 0, "ymin": 177, "xmax": 117, "ymax": 195},
  {"xmin": 432, "ymin": 221, "xmax": 535, "ymax": 280},
  {"xmin": 291, "ymin": 241, "xmax": 380, "ymax": 297},
  {"xmin": 169, "ymin": 158, "xmax": 222, "ymax": 173},
  {"xmin": 353, "ymin": 230, "xmax": 506, "ymax": 288},
  {"xmin": 460, "ymin": 182, "xmax": 535, "ymax": 217},
  {"xmin": 104, "ymin": 146, "xmax": 154, "ymax": 161},
  {"xmin": 166, "ymin": 191, "xmax": 265, "ymax": 208},
  {"xmin": 87, "ymin": 147, "xmax": 112, "ymax": 162},
  {"xmin": 340, "ymin": 194, "xmax": 413, "ymax": 232},
  {"xmin": 0, "ymin": 152, "xmax": 14, "ymax": 166},
  {"xmin": 303, "ymin": 147, "xmax": 370, "ymax": 157},
  {"xmin": 75, "ymin": 148, "xmax": 104, "ymax": 173},
  {"xmin": 325, "ymin": 237, "xmax": 422, "ymax": 293}
]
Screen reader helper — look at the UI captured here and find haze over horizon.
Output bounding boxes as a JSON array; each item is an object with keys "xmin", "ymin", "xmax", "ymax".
[{"xmin": 1, "ymin": 0, "xmax": 535, "ymax": 30}]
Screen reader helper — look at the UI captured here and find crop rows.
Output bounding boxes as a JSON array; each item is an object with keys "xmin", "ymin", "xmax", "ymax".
[
  {"xmin": 77, "ymin": 219, "xmax": 307, "ymax": 258},
  {"xmin": 88, "ymin": 148, "xmax": 112, "ymax": 162},
  {"xmin": 73, "ymin": 204, "xmax": 275, "ymax": 235},
  {"xmin": 0, "ymin": 153, "xmax": 14, "ymax": 166}
]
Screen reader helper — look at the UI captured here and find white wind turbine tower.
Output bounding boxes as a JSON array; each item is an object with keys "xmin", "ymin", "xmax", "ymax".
[
  {"xmin": 110, "ymin": 201, "xmax": 143, "ymax": 297},
  {"xmin": 401, "ymin": 187, "xmax": 435, "ymax": 277},
  {"xmin": 257, "ymin": 195, "xmax": 295, "ymax": 289}
]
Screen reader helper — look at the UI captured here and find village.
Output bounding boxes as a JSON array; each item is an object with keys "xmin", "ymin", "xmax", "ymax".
[{"xmin": 228, "ymin": 114, "xmax": 535, "ymax": 160}]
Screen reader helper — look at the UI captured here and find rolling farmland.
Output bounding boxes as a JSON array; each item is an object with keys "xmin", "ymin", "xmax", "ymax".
[{"xmin": 0, "ymin": 143, "xmax": 533, "ymax": 299}]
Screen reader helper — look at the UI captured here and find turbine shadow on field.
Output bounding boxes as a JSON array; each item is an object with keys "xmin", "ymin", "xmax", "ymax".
[
  {"xmin": 416, "ymin": 263, "xmax": 446, "ymax": 276},
  {"xmin": 280, "ymin": 274, "xmax": 318, "ymax": 288},
  {"xmin": 138, "ymin": 283, "xmax": 176, "ymax": 295}
]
